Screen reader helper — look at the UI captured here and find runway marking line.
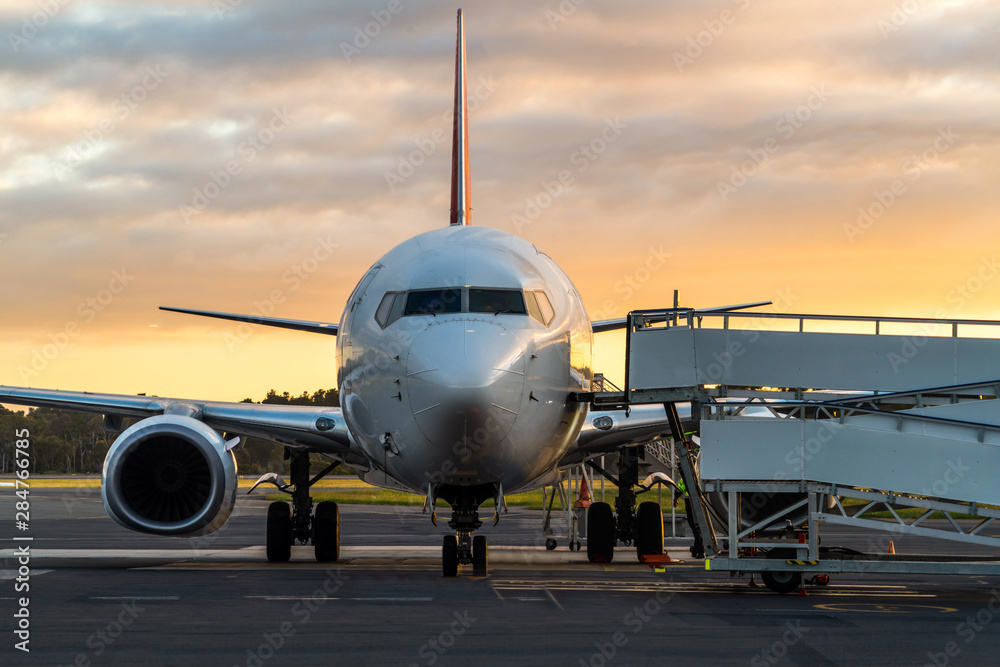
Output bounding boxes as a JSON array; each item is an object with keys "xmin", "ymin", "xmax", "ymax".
[
  {"xmin": 814, "ymin": 603, "xmax": 957, "ymax": 614},
  {"xmin": 90, "ymin": 596, "xmax": 179, "ymax": 601},
  {"xmin": 243, "ymin": 596, "xmax": 434, "ymax": 602},
  {"xmin": 543, "ymin": 587, "xmax": 564, "ymax": 611}
]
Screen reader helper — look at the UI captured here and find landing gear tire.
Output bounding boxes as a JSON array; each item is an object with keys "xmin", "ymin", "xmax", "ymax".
[
  {"xmin": 587, "ymin": 502, "xmax": 615, "ymax": 564},
  {"xmin": 761, "ymin": 569, "xmax": 802, "ymax": 594},
  {"xmin": 313, "ymin": 501, "xmax": 340, "ymax": 562},
  {"xmin": 266, "ymin": 501, "xmax": 292, "ymax": 563},
  {"xmin": 472, "ymin": 535, "xmax": 488, "ymax": 576},
  {"xmin": 443, "ymin": 535, "xmax": 459, "ymax": 577},
  {"xmin": 762, "ymin": 549, "xmax": 802, "ymax": 593},
  {"xmin": 545, "ymin": 538, "xmax": 557, "ymax": 551},
  {"xmin": 569, "ymin": 540, "xmax": 581, "ymax": 552},
  {"xmin": 635, "ymin": 501, "xmax": 664, "ymax": 561}
]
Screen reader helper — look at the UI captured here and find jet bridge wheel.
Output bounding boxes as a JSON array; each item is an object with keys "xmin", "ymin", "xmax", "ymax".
[
  {"xmin": 635, "ymin": 501, "xmax": 664, "ymax": 561},
  {"xmin": 587, "ymin": 502, "xmax": 615, "ymax": 564},
  {"xmin": 472, "ymin": 535, "xmax": 488, "ymax": 576},
  {"xmin": 313, "ymin": 501, "xmax": 340, "ymax": 562},
  {"xmin": 443, "ymin": 535, "xmax": 459, "ymax": 577},
  {"xmin": 761, "ymin": 549, "xmax": 802, "ymax": 594},
  {"xmin": 266, "ymin": 501, "xmax": 292, "ymax": 563}
]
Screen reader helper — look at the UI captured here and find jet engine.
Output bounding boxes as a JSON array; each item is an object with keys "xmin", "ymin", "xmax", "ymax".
[{"xmin": 102, "ymin": 415, "xmax": 238, "ymax": 537}]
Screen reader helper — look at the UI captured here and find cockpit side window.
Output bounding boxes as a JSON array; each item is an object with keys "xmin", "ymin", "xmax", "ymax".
[
  {"xmin": 375, "ymin": 292, "xmax": 408, "ymax": 328},
  {"xmin": 469, "ymin": 288, "xmax": 526, "ymax": 315},
  {"xmin": 525, "ymin": 290, "xmax": 554, "ymax": 326},
  {"xmin": 375, "ymin": 293, "xmax": 394, "ymax": 327},
  {"xmin": 404, "ymin": 289, "xmax": 462, "ymax": 316}
]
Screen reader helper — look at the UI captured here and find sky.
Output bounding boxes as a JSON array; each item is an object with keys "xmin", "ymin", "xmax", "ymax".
[{"xmin": 1, "ymin": 0, "xmax": 999, "ymax": 404}]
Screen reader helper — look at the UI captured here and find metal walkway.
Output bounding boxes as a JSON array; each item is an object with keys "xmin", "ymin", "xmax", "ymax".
[{"xmin": 589, "ymin": 308, "xmax": 1000, "ymax": 591}]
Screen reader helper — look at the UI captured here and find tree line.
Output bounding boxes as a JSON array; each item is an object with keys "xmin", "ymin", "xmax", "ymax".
[{"xmin": 0, "ymin": 389, "xmax": 341, "ymax": 476}]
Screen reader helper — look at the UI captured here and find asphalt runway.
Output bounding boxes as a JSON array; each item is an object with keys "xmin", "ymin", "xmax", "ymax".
[{"xmin": 4, "ymin": 490, "xmax": 1000, "ymax": 666}]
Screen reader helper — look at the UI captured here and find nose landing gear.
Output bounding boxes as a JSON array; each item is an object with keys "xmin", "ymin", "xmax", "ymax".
[{"xmin": 435, "ymin": 483, "xmax": 497, "ymax": 577}]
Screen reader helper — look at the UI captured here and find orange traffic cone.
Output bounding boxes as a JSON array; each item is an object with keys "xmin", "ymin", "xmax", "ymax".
[
  {"xmin": 574, "ymin": 476, "xmax": 592, "ymax": 508},
  {"xmin": 888, "ymin": 541, "xmax": 895, "ymax": 555}
]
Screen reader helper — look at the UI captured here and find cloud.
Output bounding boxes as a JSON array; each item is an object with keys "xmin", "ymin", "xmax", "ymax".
[{"xmin": 1, "ymin": 0, "xmax": 998, "ymax": 398}]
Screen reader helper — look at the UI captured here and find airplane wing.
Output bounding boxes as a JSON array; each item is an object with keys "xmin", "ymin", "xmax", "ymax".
[
  {"xmin": 160, "ymin": 307, "xmax": 339, "ymax": 335},
  {"xmin": 558, "ymin": 403, "xmax": 680, "ymax": 467},
  {"xmin": 592, "ymin": 301, "xmax": 773, "ymax": 333},
  {"xmin": 0, "ymin": 385, "xmax": 362, "ymax": 463}
]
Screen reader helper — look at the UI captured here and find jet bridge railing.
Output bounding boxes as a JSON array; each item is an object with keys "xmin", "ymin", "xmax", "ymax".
[{"xmin": 622, "ymin": 309, "xmax": 1000, "ymax": 405}]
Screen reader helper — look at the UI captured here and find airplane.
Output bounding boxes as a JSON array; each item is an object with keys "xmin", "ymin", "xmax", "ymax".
[{"xmin": 1, "ymin": 10, "xmax": 765, "ymax": 576}]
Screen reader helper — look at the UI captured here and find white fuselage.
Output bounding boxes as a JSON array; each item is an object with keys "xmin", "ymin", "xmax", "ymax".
[{"xmin": 337, "ymin": 225, "xmax": 593, "ymax": 494}]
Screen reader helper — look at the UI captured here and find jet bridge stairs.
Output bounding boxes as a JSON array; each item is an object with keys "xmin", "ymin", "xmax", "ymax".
[{"xmin": 583, "ymin": 308, "xmax": 1000, "ymax": 592}]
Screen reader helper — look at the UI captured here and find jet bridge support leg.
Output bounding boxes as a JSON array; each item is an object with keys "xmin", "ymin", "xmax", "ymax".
[{"xmin": 665, "ymin": 402, "xmax": 718, "ymax": 559}]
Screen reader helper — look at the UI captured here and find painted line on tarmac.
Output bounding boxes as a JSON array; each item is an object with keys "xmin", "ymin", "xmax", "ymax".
[
  {"xmin": 814, "ymin": 603, "xmax": 957, "ymax": 613},
  {"xmin": 245, "ymin": 596, "xmax": 343, "ymax": 601},
  {"xmin": 543, "ymin": 587, "xmax": 564, "ymax": 611},
  {"xmin": 0, "ymin": 569, "xmax": 51, "ymax": 581},
  {"xmin": 90, "ymin": 596, "xmax": 180, "ymax": 601},
  {"xmin": 243, "ymin": 596, "xmax": 434, "ymax": 602}
]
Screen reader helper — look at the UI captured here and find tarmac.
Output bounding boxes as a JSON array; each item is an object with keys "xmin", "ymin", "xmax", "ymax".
[{"xmin": 4, "ymin": 490, "xmax": 1000, "ymax": 666}]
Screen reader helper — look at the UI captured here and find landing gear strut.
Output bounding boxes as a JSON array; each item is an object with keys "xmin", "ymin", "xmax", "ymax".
[
  {"xmin": 435, "ymin": 483, "xmax": 496, "ymax": 577},
  {"xmin": 584, "ymin": 447, "xmax": 664, "ymax": 563},
  {"xmin": 257, "ymin": 449, "xmax": 340, "ymax": 563}
]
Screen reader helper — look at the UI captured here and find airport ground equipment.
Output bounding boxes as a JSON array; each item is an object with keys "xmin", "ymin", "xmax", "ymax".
[{"xmin": 587, "ymin": 308, "xmax": 1000, "ymax": 591}]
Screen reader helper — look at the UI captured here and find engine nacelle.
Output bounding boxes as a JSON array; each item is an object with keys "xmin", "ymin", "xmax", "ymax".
[{"xmin": 102, "ymin": 415, "xmax": 238, "ymax": 537}]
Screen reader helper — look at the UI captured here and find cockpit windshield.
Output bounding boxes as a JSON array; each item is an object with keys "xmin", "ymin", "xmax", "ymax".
[
  {"xmin": 469, "ymin": 289, "xmax": 526, "ymax": 315},
  {"xmin": 376, "ymin": 287, "xmax": 553, "ymax": 328},
  {"xmin": 403, "ymin": 289, "xmax": 462, "ymax": 316}
]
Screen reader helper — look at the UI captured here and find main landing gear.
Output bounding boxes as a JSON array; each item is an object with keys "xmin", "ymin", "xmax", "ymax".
[
  {"xmin": 585, "ymin": 447, "xmax": 665, "ymax": 564},
  {"xmin": 433, "ymin": 483, "xmax": 500, "ymax": 577},
  {"xmin": 251, "ymin": 449, "xmax": 341, "ymax": 563}
]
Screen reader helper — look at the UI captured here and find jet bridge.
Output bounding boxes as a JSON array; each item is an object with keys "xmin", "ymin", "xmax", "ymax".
[{"xmin": 600, "ymin": 308, "xmax": 1000, "ymax": 592}]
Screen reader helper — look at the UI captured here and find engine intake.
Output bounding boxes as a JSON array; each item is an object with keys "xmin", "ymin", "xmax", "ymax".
[{"xmin": 102, "ymin": 415, "xmax": 238, "ymax": 537}]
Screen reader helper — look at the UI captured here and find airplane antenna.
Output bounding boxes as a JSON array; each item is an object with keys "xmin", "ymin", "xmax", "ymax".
[{"xmin": 449, "ymin": 9, "xmax": 471, "ymax": 226}]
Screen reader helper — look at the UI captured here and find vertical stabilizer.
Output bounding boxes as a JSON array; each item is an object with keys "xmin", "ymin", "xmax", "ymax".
[{"xmin": 449, "ymin": 9, "xmax": 471, "ymax": 226}]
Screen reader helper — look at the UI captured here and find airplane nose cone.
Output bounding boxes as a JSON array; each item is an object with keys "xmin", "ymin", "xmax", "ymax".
[{"xmin": 406, "ymin": 320, "xmax": 525, "ymax": 453}]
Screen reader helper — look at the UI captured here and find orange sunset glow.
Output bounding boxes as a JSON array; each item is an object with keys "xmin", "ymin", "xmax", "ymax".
[{"xmin": 2, "ymin": 0, "xmax": 999, "ymax": 404}]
